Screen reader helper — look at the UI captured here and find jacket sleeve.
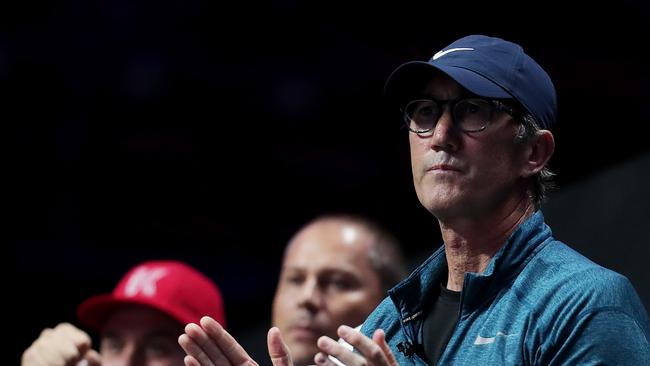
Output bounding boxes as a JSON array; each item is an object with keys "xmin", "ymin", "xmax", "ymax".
[{"xmin": 541, "ymin": 308, "xmax": 650, "ymax": 365}]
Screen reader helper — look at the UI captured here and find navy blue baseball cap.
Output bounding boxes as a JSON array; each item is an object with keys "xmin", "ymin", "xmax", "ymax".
[{"xmin": 385, "ymin": 35, "xmax": 557, "ymax": 129}]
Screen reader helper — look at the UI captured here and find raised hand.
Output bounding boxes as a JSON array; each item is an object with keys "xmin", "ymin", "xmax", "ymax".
[
  {"xmin": 314, "ymin": 325, "xmax": 398, "ymax": 366},
  {"xmin": 179, "ymin": 316, "xmax": 294, "ymax": 366},
  {"xmin": 21, "ymin": 323, "xmax": 101, "ymax": 366}
]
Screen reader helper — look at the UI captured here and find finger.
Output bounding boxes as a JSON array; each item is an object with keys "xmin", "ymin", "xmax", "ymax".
[
  {"xmin": 200, "ymin": 316, "xmax": 257, "ymax": 366},
  {"xmin": 267, "ymin": 327, "xmax": 293, "ymax": 366},
  {"xmin": 184, "ymin": 355, "xmax": 202, "ymax": 366},
  {"xmin": 179, "ymin": 330, "xmax": 219, "ymax": 366},
  {"xmin": 55, "ymin": 323, "xmax": 93, "ymax": 360},
  {"xmin": 316, "ymin": 336, "xmax": 367, "ymax": 366},
  {"xmin": 56, "ymin": 323, "xmax": 92, "ymax": 351},
  {"xmin": 83, "ymin": 349, "xmax": 102, "ymax": 366},
  {"xmin": 31, "ymin": 328, "xmax": 63, "ymax": 365},
  {"xmin": 337, "ymin": 325, "xmax": 391, "ymax": 366},
  {"xmin": 34, "ymin": 327, "xmax": 79, "ymax": 366},
  {"xmin": 314, "ymin": 352, "xmax": 340, "ymax": 366},
  {"xmin": 372, "ymin": 330, "xmax": 398, "ymax": 366}
]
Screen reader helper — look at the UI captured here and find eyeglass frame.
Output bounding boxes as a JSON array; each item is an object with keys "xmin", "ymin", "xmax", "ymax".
[{"xmin": 401, "ymin": 96, "xmax": 521, "ymax": 136}]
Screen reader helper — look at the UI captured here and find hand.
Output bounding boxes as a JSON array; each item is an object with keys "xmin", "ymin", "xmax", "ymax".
[
  {"xmin": 178, "ymin": 316, "xmax": 294, "ymax": 366},
  {"xmin": 21, "ymin": 323, "xmax": 101, "ymax": 366},
  {"xmin": 314, "ymin": 325, "xmax": 398, "ymax": 366}
]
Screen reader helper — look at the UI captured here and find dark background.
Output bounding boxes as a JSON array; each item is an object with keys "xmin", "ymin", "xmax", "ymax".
[{"xmin": 5, "ymin": 0, "xmax": 649, "ymax": 363}]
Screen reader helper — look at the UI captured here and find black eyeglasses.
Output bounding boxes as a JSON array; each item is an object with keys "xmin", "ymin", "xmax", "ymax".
[{"xmin": 402, "ymin": 97, "xmax": 519, "ymax": 136}]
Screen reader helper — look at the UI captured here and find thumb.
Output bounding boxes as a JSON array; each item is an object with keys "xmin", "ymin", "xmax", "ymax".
[
  {"xmin": 267, "ymin": 327, "xmax": 293, "ymax": 366},
  {"xmin": 373, "ymin": 329, "xmax": 399, "ymax": 366},
  {"xmin": 81, "ymin": 349, "xmax": 101, "ymax": 366}
]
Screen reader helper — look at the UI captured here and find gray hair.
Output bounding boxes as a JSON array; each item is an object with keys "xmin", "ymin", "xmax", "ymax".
[
  {"xmin": 514, "ymin": 113, "xmax": 556, "ymax": 209},
  {"xmin": 362, "ymin": 220, "xmax": 409, "ymax": 294}
]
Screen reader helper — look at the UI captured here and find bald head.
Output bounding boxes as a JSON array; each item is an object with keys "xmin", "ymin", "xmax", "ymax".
[{"xmin": 272, "ymin": 214, "xmax": 406, "ymax": 366}]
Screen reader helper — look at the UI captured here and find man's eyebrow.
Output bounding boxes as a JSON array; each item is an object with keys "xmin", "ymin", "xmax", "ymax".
[
  {"xmin": 282, "ymin": 266, "xmax": 361, "ymax": 278},
  {"xmin": 318, "ymin": 267, "xmax": 362, "ymax": 279},
  {"xmin": 281, "ymin": 265, "xmax": 305, "ymax": 272}
]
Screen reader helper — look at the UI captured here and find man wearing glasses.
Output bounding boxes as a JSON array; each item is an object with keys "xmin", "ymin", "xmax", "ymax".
[{"xmin": 178, "ymin": 35, "xmax": 650, "ymax": 365}]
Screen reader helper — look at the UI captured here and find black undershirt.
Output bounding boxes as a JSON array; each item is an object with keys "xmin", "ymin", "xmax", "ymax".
[{"xmin": 422, "ymin": 283, "xmax": 461, "ymax": 365}]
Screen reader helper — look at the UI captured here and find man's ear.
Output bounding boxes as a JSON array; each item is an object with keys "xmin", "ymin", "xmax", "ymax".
[{"xmin": 521, "ymin": 130, "xmax": 555, "ymax": 178}]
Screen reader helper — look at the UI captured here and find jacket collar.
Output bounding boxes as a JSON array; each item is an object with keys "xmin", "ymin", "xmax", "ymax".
[{"xmin": 389, "ymin": 211, "xmax": 552, "ymax": 323}]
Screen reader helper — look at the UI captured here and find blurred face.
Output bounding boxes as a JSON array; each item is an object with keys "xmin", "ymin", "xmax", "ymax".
[
  {"xmin": 272, "ymin": 219, "xmax": 384, "ymax": 366},
  {"xmin": 409, "ymin": 74, "xmax": 528, "ymax": 221},
  {"xmin": 100, "ymin": 305, "xmax": 185, "ymax": 366}
]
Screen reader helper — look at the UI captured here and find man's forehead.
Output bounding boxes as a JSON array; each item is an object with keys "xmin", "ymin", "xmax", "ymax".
[
  {"xmin": 291, "ymin": 220, "xmax": 370, "ymax": 248},
  {"xmin": 285, "ymin": 226, "xmax": 373, "ymax": 266},
  {"xmin": 286, "ymin": 234, "xmax": 368, "ymax": 259}
]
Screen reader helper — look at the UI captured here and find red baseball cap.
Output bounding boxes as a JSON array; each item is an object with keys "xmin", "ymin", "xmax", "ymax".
[{"xmin": 77, "ymin": 260, "xmax": 226, "ymax": 331}]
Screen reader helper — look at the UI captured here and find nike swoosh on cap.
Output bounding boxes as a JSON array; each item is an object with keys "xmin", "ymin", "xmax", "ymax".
[{"xmin": 432, "ymin": 47, "xmax": 475, "ymax": 60}]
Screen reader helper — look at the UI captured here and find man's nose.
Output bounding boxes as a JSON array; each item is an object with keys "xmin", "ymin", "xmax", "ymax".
[
  {"xmin": 430, "ymin": 108, "xmax": 459, "ymax": 152},
  {"xmin": 297, "ymin": 277, "xmax": 323, "ymax": 310},
  {"xmin": 117, "ymin": 344, "xmax": 146, "ymax": 366}
]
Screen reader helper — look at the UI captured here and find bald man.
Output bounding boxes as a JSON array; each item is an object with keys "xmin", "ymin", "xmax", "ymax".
[{"xmin": 271, "ymin": 214, "xmax": 407, "ymax": 366}]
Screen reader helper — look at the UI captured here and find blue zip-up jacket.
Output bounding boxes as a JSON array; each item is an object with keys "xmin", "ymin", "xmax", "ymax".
[{"xmin": 361, "ymin": 211, "xmax": 650, "ymax": 365}]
